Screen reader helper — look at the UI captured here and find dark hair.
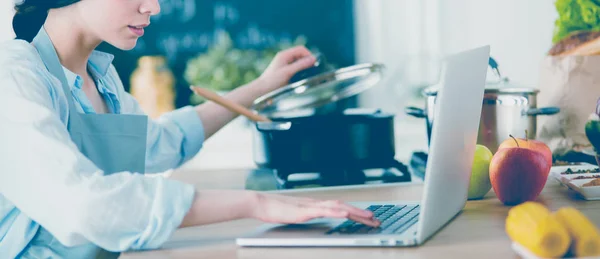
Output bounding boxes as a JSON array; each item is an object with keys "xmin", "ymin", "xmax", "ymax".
[{"xmin": 13, "ymin": 0, "xmax": 80, "ymax": 42}]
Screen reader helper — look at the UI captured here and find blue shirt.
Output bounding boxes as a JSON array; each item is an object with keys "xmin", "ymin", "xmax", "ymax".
[{"xmin": 0, "ymin": 39, "xmax": 204, "ymax": 257}]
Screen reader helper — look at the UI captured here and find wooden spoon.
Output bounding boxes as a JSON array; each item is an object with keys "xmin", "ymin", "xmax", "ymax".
[{"xmin": 190, "ymin": 86, "xmax": 271, "ymax": 122}]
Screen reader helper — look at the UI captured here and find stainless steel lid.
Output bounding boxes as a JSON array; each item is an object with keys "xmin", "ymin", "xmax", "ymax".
[
  {"xmin": 423, "ymin": 85, "xmax": 540, "ymax": 96},
  {"xmin": 252, "ymin": 63, "xmax": 385, "ymax": 116},
  {"xmin": 483, "ymin": 76, "xmax": 540, "ymax": 94},
  {"xmin": 423, "ymin": 73, "xmax": 539, "ymax": 96},
  {"xmin": 423, "ymin": 56, "xmax": 539, "ymax": 96}
]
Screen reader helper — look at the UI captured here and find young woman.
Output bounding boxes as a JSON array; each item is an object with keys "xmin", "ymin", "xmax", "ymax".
[{"xmin": 0, "ymin": 0, "xmax": 379, "ymax": 258}]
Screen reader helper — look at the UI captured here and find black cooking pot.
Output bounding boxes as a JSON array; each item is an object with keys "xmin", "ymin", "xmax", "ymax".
[
  {"xmin": 252, "ymin": 109, "xmax": 396, "ymax": 175},
  {"xmin": 250, "ymin": 62, "xmax": 400, "ymax": 179}
]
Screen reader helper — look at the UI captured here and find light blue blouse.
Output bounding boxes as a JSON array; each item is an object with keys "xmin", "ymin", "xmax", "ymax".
[{"xmin": 0, "ymin": 39, "xmax": 204, "ymax": 257}]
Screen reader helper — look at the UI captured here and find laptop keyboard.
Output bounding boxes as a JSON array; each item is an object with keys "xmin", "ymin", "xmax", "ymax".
[{"xmin": 326, "ymin": 204, "xmax": 420, "ymax": 235}]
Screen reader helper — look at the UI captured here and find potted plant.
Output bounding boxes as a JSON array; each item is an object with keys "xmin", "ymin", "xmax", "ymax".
[{"xmin": 184, "ymin": 31, "xmax": 314, "ymax": 105}]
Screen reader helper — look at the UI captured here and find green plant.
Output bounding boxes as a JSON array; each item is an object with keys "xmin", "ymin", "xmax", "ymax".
[{"xmin": 184, "ymin": 31, "xmax": 313, "ymax": 104}]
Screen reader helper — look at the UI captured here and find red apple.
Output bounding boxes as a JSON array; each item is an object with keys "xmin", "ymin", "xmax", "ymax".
[
  {"xmin": 498, "ymin": 134, "xmax": 553, "ymax": 167},
  {"xmin": 490, "ymin": 137, "xmax": 550, "ymax": 206}
]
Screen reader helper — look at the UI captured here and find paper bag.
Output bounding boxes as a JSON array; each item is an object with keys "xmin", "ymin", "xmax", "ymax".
[{"xmin": 536, "ymin": 56, "xmax": 600, "ymax": 156}]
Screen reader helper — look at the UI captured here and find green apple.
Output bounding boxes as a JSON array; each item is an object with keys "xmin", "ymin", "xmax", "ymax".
[{"xmin": 468, "ymin": 144, "xmax": 494, "ymax": 200}]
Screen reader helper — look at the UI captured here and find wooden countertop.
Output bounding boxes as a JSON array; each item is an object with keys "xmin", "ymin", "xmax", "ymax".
[{"xmin": 120, "ymin": 168, "xmax": 600, "ymax": 259}]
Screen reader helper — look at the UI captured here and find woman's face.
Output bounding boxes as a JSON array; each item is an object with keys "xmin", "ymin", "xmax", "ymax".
[{"xmin": 75, "ymin": 0, "xmax": 160, "ymax": 50}]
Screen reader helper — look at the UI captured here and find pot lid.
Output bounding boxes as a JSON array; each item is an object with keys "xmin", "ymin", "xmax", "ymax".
[
  {"xmin": 423, "ymin": 82, "xmax": 540, "ymax": 96},
  {"xmin": 252, "ymin": 63, "xmax": 385, "ymax": 115},
  {"xmin": 423, "ymin": 57, "xmax": 539, "ymax": 96}
]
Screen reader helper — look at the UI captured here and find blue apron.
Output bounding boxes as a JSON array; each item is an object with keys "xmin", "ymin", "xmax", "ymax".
[{"xmin": 19, "ymin": 27, "xmax": 148, "ymax": 258}]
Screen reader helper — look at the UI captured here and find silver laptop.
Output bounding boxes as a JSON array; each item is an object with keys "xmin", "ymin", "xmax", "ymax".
[{"xmin": 236, "ymin": 45, "xmax": 490, "ymax": 247}]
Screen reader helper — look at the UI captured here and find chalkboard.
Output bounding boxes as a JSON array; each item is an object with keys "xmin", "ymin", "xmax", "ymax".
[{"xmin": 97, "ymin": 0, "xmax": 356, "ymax": 108}]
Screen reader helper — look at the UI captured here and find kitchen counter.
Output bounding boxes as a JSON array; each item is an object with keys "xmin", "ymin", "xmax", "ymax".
[{"xmin": 121, "ymin": 167, "xmax": 600, "ymax": 259}]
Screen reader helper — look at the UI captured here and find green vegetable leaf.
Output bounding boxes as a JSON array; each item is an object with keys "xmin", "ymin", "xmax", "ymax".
[{"xmin": 553, "ymin": 0, "xmax": 600, "ymax": 43}]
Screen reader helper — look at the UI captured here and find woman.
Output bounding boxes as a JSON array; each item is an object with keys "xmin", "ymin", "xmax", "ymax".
[{"xmin": 0, "ymin": 0, "xmax": 379, "ymax": 258}]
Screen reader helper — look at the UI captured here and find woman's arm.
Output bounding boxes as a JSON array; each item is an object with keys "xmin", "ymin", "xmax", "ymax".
[
  {"xmin": 0, "ymin": 57, "xmax": 376, "ymax": 254},
  {"xmin": 114, "ymin": 46, "xmax": 315, "ymax": 173},
  {"xmin": 179, "ymin": 190, "xmax": 380, "ymax": 228},
  {"xmin": 195, "ymin": 46, "xmax": 317, "ymax": 140},
  {"xmin": 178, "ymin": 47, "xmax": 382, "ymax": 227},
  {"xmin": 0, "ymin": 60, "xmax": 197, "ymax": 251}
]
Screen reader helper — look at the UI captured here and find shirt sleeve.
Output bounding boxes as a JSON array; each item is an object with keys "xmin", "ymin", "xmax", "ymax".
[
  {"xmin": 0, "ymin": 60, "xmax": 195, "ymax": 251},
  {"xmin": 108, "ymin": 66, "xmax": 205, "ymax": 174}
]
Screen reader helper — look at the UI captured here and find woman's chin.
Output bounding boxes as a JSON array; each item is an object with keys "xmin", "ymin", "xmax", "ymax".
[{"xmin": 109, "ymin": 39, "xmax": 138, "ymax": 51}]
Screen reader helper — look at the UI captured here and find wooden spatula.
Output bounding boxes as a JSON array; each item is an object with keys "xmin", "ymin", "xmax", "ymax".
[{"xmin": 190, "ymin": 86, "xmax": 272, "ymax": 122}]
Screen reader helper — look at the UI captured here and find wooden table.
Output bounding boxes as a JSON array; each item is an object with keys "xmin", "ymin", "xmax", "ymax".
[{"xmin": 121, "ymin": 168, "xmax": 600, "ymax": 259}]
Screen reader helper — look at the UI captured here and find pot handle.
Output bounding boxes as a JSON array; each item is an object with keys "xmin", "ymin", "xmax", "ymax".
[
  {"xmin": 525, "ymin": 107, "xmax": 561, "ymax": 116},
  {"xmin": 405, "ymin": 107, "xmax": 427, "ymax": 118},
  {"xmin": 256, "ymin": 121, "xmax": 292, "ymax": 131},
  {"xmin": 489, "ymin": 57, "xmax": 502, "ymax": 79}
]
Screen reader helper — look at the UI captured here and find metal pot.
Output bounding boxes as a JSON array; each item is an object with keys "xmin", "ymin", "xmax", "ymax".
[
  {"xmin": 250, "ymin": 63, "xmax": 410, "ymax": 180},
  {"xmin": 405, "ymin": 58, "xmax": 560, "ymax": 153},
  {"xmin": 252, "ymin": 109, "xmax": 404, "ymax": 180}
]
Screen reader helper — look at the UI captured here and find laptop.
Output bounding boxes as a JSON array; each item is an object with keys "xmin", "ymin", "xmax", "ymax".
[{"xmin": 236, "ymin": 45, "xmax": 490, "ymax": 247}]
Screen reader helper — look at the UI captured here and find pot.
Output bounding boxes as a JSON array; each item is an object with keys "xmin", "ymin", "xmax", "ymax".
[
  {"xmin": 405, "ymin": 57, "xmax": 560, "ymax": 153},
  {"xmin": 250, "ymin": 63, "xmax": 408, "ymax": 180},
  {"xmin": 252, "ymin": 109, "xmax": 400, "ymax": 179}
]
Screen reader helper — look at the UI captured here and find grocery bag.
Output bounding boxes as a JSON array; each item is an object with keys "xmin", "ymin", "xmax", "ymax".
[{"xmin": 536, "ymin": 55, "xmax": 600, "ymax": 157}]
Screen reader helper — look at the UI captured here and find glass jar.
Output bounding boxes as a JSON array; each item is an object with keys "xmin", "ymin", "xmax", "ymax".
[{"xmin": 130, "ymin": 56, "xmax": 176, "ymax": 119}]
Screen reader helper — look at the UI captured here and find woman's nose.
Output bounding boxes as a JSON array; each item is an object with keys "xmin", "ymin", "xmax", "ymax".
[{"xmin": 140, "ymin": 0, "xmax": 161, "ymax": 15}]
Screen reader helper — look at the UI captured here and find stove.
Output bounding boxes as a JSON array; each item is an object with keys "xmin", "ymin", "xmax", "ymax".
[{"xmin": 244, "ymin": 159, "xmax": 416, "ymax": 191}]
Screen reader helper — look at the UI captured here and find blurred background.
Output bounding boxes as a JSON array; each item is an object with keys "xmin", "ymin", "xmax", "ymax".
[{"xmin": 0, "ymin": 0, "xmax": 558, "ymax": 171}]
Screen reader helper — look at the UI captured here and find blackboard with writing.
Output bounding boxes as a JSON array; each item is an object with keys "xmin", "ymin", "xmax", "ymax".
[{"xmin": 98, "ymin": 0, "xmax": 356, "ymax": 108}]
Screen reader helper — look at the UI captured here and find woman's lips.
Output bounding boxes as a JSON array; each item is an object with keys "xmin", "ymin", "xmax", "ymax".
[{"xmin": 128, "ymin": 26, "xmax": 145, "ymax": 36}]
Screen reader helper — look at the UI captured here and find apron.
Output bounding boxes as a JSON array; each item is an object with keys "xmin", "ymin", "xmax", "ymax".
[{"xmin": 19, "ymin": 27, "xmax": 149, "ymax": 259}]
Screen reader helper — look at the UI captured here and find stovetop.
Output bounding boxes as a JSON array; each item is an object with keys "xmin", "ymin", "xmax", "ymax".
[{"xmin": 243, "ymin": 154, "xmax": 428, "ymax": 191}]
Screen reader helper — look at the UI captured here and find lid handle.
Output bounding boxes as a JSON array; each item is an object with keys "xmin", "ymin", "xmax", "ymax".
[{"xmin": 289, "ymin": 53, "xmax": 332, "ymax": 83}]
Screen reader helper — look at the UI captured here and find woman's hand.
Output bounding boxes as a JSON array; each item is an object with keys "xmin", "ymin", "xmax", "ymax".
[
  {"xmin": 193, "ymin": 45, "xmax": 317, "ymax": 140},
  {"xmin": 179, "ymin": 190, "xmax": 379, "ymax": 229},
  {"xmin": 250, "ymin": 192, "xmax": 380, "ymax": 227},
  {"xmin": 258, "ymin": 46, "xmax": 317, "ymax": 93}
]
